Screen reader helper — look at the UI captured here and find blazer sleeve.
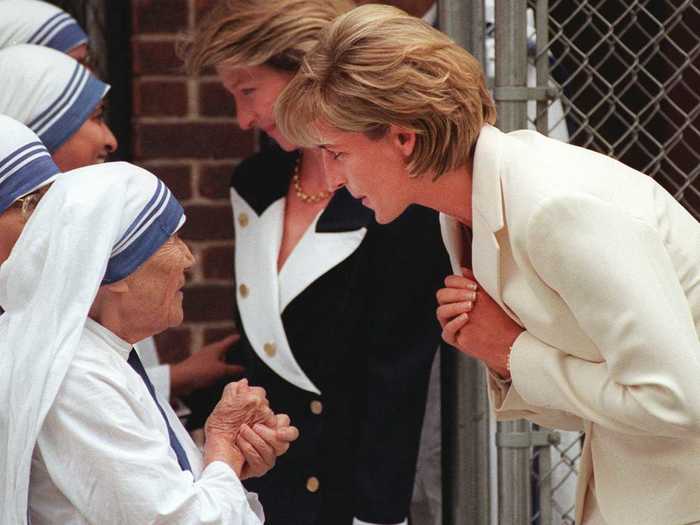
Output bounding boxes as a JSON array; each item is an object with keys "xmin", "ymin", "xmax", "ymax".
[
  {"xmin": 487, "ymin": 370, "xmax": 584, "ymax": 431},
  {"xmin": 508, "ymin": 193, "xmax": 700, "ymax": 437},
  {"xmin": 351, "ymin": 207, "xmax": 445, "ymax": 524}
]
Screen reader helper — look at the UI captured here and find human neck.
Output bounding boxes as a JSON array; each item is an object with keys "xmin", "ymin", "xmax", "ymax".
[
  {"xmin": 89, "ymin": 296, "xmax": 151, "ymax": 344},
  {"xmin": 413, "ymin": 159, "xmax": 474, "ymax": 226},
  {"xmin": 296, "ymin": 148, "xmax": 329, "ymax": 194}
]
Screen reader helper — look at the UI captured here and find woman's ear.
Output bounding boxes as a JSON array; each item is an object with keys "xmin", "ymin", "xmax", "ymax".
[{"xmin": 389, "ymin": 124, "xmax": 417, "ymax": 159}]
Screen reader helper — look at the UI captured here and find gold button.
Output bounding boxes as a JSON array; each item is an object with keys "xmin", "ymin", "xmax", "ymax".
[
  {"xmin": 263, "ymin": 342, "xmax": 276, "ymax": 357},
  {"xmin": 306, "ymin": 476, "xmax": 320, "ymax": 493},
  {"xmin": 239, "ymin": 284, "xmax": 249, "ymax": 298},
  {"xmin": 238, "ymin": 213, "xmax": 249, "ymax": 227},
  {"xmin": 310, "ymin": 400, "xmax": 323, "ymax": 415}
]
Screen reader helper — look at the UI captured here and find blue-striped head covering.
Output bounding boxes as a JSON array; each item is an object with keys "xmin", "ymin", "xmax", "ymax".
[
  {"xmin": 0, "ymin": 114, "xmax": 60, "ymax": 214},
  {"xmin": 103, "ymin": 165, "xmax": 187, "ymax": 284},
  {"xmin": 0, "ymin": 0, "xmax": 87, "ymax": 53},
  {"xmin": 0, "ymin": 44, "xmax": 109, "ymax": 152},
  {"xmin": 0, "ymin": 161, "xmax": 185, "ymax": 524}
]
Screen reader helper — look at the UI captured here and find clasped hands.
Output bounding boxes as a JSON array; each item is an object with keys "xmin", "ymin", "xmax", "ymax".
[
  {"xmin": 436, "ymin": 268, "xmax": 524, "ymax": 380},
  {"xmin": 204, "ymin": 379, "xmax": 299, "ymax": 479}
]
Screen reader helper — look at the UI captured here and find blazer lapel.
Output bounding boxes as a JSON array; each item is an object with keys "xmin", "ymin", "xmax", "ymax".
[
  {"xmin": 279, "ymin": 188, "xmax": 370, "ymax": 313},
  {"xmin": 439, "ymin": 213, "xmax": 465, "ymax": 275},
  {"xmin": 231, "ymin": 186, "xmax": 322, "ymax": 394},
  {"xmin": 471, "ymin": 125, "xmax": 521, "ymax": 324}
]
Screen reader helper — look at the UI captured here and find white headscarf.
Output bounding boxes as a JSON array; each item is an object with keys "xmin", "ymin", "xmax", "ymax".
[
  {"xmin": 0, "ymin": 0, "xmax": 87, "ymax": 53},
  {"xmin": 0, "ymin": 44, "xmax": 109, "ymax": 152},
  {"xmin": 0, "ymin": 162, "xmax": 186, "ymax": 524},
  {"xmin": 0, "ymin": 114, "xmax": 60, "ymax": 213}
]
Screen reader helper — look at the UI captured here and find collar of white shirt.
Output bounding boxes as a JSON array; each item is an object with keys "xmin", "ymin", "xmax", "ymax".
[{"xmin": 84, "ymin": 317, "xmax": 132, "ymax": 360}]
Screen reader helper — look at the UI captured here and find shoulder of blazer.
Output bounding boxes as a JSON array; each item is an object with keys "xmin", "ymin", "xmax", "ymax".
[{"xmin": 230, "ymin": 147, "xmax": 299, "ymax": 215}]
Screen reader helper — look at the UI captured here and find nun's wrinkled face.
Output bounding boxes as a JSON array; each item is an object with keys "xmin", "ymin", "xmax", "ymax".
[
  {"xmin": 123, "ymin": 235, "xmax": 195, "ymax": 334},
  {"xmin": 217, "ymin": 64, "xmax": 296, "ymax": 151},
  {"xmin": 52, "ymin": 101, "xmax": 118, "ymax": 172}
]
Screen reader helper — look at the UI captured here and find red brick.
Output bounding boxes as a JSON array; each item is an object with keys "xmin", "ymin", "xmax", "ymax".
[
  {"xmin": 204, "ymin": 326, "xmax": 239, "ymax": 344},
  {"xmin": 148, "ymin": 164, "xmax": 192, "ymax": 200},
  {"xmin": 200, "ymin": 163, "xmax": 235, "ymax": 199},
  {"xmin": 154, "ymin": 327, "xmax": 192, "ymax": 363},
  {"xmin": 199, "ymin": 81, "xmax": 235, "ymax": 117},
  {"xmin": 183, "ymin": 284, "xmax": 236, "ymax": 322},
  {"xmin": 132, "ymin": 40, "xmax": 183, "ymax": 75},
  {"xmin": 134, "ymin": 80, "xmax": 188, "ymax": 117},
  {"xmin": 181, "ymin": 204, "xmax": 234, "ymax": 241},
  {"xmin": 133, "ymin": 0, "xmax": 189, "ymax": 34},
  {"xmin": 203, "ymin": 244, "xmax": 234, "ymax": 279},
  {"xmin": 134, "ymin": 122, "xmax": 255, "ymax": 159}
]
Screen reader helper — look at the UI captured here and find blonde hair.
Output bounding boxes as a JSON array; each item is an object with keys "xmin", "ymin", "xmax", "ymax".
[
  {"xmin": 180, "ymin": 0, "xmax": 354, "ymax": 74},
  {"xmin": 275, "ymin": 4, "xmax": 497, "ymax": 178}
]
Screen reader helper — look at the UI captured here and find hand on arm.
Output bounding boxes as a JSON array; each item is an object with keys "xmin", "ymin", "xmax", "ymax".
[
  {"xmin": 170, "ymin": 334, "xmax": 244, "ymax": 397},
  {"xmin": 437, "ymin": 268, "xmax": 523, "ymax": 379},
  {"xmin": 237, "ymin": 414, "xmax": 299, "ymax": 479}
]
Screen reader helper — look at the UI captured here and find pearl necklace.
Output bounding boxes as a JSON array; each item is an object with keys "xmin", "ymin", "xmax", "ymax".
[{"xmin": 292, "ymin": 154, "xmax": 330, "ymax": 204}]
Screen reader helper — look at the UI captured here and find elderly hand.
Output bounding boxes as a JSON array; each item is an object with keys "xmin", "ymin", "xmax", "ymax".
[
  {"xmin": 437, "ymin": 268, "xmax": 523, "ymax": 379},
  {"xmin": 203, "ymin": 379, "xmax": 275, "ymax": 474},
  {"xmin": 237, "ymin": 414, "xmax": 300, "ymax": 479},
  {"xmin": 170, "ymin": 334, "xmax": 244, "ymax": 397}
]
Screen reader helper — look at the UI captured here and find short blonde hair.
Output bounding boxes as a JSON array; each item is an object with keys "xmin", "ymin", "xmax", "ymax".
[
  {"xmin": 275, "ymin": 4, "xmax": 497, "ymax": 178},
  {"xmin": 180, "ymin": 0, "xmax": 354, "ymax": 74}
]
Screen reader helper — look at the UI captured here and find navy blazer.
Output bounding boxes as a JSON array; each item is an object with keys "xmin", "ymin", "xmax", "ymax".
[{"xmin": 188, "ymin": 146, "xmax": 451, "ymax": 525}]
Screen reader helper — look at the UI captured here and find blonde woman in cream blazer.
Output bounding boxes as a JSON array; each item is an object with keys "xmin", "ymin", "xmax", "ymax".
[
  {"xmin": 274, "ymin": 6, "xmax": 700, "ymax": 523},
  {"xmin": 439, "ymin": 125, "xmax": 700, "ymax": 525}
]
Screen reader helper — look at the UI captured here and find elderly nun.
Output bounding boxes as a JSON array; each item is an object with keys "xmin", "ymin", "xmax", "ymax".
[
  {"xmin": 0, "ymin": 162, "xmax": 298, "ymax": 524},
  {"xmin": 0, "ymin": 44, "xmax": 242, "ymax": 398},
  {"xmin": 0, "ymin": 0, "xmax": 88, "ymax": 61},
  {"xmin": 0, "ymin": 114, "xmax": 60, "ymax": 263}
]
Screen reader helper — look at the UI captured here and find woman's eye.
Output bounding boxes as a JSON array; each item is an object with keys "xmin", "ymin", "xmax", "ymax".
[
  {"xmin": 333, "ymin": 152, "xmax": 343, "ymax": 160},
  {"xmin": 241, "ymin": 88, "xmax": 256, "ymax": 96}
]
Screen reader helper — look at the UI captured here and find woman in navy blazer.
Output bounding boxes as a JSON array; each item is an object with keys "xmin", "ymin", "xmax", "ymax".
[{"xmin": 182, "ymin": 1, "xmax": 453, "ymax": 523}]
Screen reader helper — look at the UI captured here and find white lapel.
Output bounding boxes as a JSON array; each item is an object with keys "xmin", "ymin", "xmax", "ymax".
[
  {"xmin": 470, "ymin": 126, "xmax": 504, "ymax": 305},
  {"xmin": 278, "ymin": 214, "xmax": 366, "ymax": 313},
  {"xmin": 231, "ymin": 187, "xmax": 321, "ymax": 394},
  {"xmin": 439, "ymin": 212, "xmax": 464, "ymax": 275},
  {"xmin": 470, "ymin": 126, "xmax": 521, "ymax": 324}
]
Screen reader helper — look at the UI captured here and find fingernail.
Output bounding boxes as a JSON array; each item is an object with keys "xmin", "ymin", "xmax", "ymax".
[
  {"xmin": 466, "ymin": 291, "xmax": 476, "ymax": 301},
  {"xmin": 467, "ymin": 283, "xmax": 477, "ymax": 291},
  {"xmin": 465, "ymin": 301, "xmax": 473, "ymax": 309}
]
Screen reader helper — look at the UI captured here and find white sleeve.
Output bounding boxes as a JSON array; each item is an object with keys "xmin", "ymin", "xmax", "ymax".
[
  {"xmin": 510, "ymin": 194, "xmax": 700, "ymax": 437},
  {"xmin": 37, "ymin": 363, "xmax": 264, "ymax": 525}
]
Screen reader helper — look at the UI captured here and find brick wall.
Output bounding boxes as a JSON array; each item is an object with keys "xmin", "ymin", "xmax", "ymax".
[{"xmin": 131, "ymin": 0, "xmax": 256, "ymax": 363}]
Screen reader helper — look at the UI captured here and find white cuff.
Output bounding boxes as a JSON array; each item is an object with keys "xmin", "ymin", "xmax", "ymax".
[{"xmin": 353, "ymin": 518, "xmax": 407, "ymax": 525}]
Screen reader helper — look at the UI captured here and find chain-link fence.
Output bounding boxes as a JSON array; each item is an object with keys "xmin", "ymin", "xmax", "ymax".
[
  {"xmin": 488, "ymin": 1, "xmax": 700, "ymax": 524},
  {"xmin": 532, "ymin": 0, "xmax": 700, "ymax": 220}
]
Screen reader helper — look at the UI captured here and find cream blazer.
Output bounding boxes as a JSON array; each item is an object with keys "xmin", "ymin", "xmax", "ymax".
[{"xmin": 441, "ymin": 125, "xmax": 700, "ymax": 525}]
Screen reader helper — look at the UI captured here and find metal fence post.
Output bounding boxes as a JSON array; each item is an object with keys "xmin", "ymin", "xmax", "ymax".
[
  {"xmin": 438, "ymin": 2, "xmax": 491, "ymax": 525},
  {"xmin": 493, "ymin": 1, "xmax": 531, "ymax": 524}
]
